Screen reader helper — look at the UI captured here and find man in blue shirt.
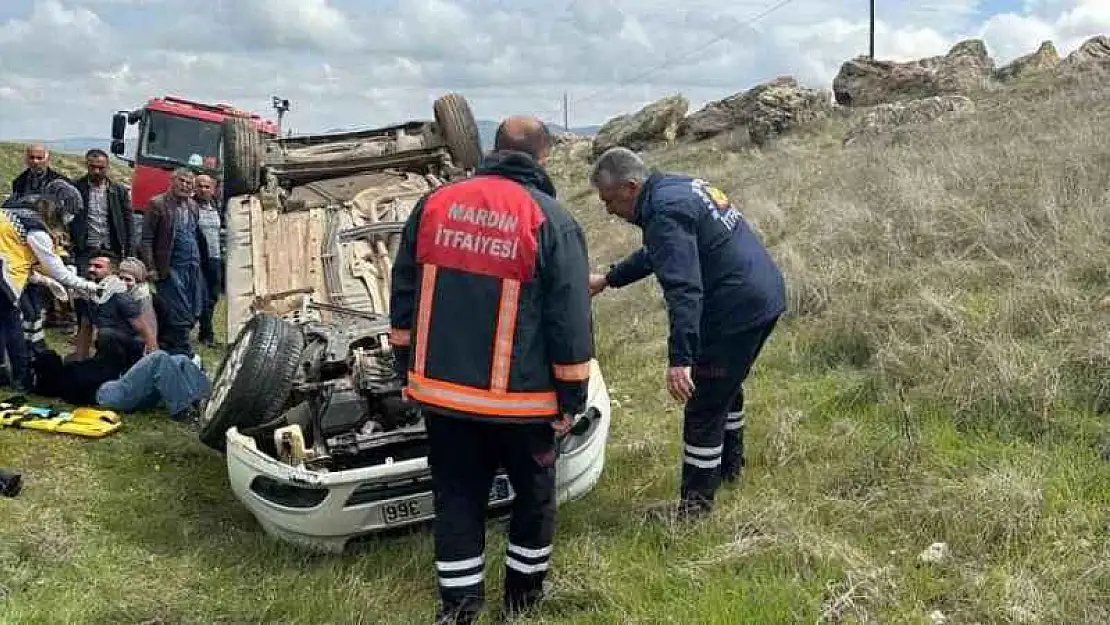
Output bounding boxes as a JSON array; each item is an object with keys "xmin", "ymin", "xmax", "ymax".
[{"xmin": 587, "ymin": 146, "xmax": 787, "ymax": 519}]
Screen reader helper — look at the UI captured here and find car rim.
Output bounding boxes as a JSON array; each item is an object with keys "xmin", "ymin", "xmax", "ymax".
[{"xmin": 201, "ymin": 326, "xmax": 254, "ymax": 426}]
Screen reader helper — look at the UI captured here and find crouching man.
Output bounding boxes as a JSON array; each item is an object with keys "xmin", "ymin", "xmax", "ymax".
[
  {"xmin": 79, "ymin": 254, "xmax": 158, "ymax": 371},
  {"xmin": 587, "ymin": 147, "xmax": 787, "ymax": 520}
]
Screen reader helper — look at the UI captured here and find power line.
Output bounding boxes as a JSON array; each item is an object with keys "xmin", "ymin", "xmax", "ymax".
[{"xmin": 569, "ymin": 0, "xmax": 801, "ymax": 107}]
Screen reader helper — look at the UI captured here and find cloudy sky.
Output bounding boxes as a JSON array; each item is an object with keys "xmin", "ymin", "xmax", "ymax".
[{"xmin": 0, "ymin": 0, "xmax": 1107, "ymax": 140}]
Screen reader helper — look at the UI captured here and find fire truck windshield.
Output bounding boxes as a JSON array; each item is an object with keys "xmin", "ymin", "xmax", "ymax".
[{"xmin": 139, "ymin": 110, "xmax": 222, "ymax": 169}]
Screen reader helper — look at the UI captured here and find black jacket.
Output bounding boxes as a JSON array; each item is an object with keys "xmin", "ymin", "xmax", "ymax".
[
  {"xmin": 606, "ymin": 172, "xmax": 787, "ymax": 366},
  {"xmin": 11, "ymin": 167, "xmax": 68, "ymax": 198},
  {"xmin": 71, "ymin": 175, "xmax": 133, "ymax": 258},
  {"xmin": 389, "ymin": 151, "xmax": 595, "ymax": 423}
]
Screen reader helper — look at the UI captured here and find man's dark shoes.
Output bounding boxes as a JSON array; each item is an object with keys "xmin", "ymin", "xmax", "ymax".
[
  {"xmin": 721, "ymin": 458, "xmax": 744, "ymax": 485},
  {"xmin": 677, "ymin": 497, "xmax": 713, "ymax": 522},
  {"xmin": 504, "ymin": 587, "xmax": 544, "ymax": 620},
  {"xmin": 434, "ymin": 596, "xmax": 484, "ymax": 625}
]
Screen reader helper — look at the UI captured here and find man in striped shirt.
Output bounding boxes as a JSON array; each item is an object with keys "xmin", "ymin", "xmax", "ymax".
[{"xmin": 194, "ymin": 174, "xmax": 223, "ymax": 347}]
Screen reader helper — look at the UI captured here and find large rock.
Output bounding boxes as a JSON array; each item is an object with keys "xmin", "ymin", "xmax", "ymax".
[
  {"xmin": 833, "ymin": 39, "xmax": 994, "ymax": 107},
  {"xmin": 590, "ymin": 94, "xmax": 688, "ymax": 159},
  {"xmin": 678, "ymin": 76, "xmax": 832, "ymax": 145},
  {"xmin": 934, "ymin": 39, "xmax": 994, "ymax": 93},
  {"xmin": 842, "ymin": 95, "xmax": 975, "ymax": 147},
  {"xmin": 548, "ymin": 131, "xmax": 592, "ymax": 163},
  {"xmin": 1061, "ymin": 35, "xmax": 1110, "ymax": 69},
  {"xmin": 832, "ymin": 56, "xmax": 942, "ymax": 107},
  {"xmin": 993, "ymin": 41, "xmax": 1059, "ymax": 82}
]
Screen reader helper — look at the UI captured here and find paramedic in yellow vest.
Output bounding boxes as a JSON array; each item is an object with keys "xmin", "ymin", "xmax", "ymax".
[{"xmin": 0, "ymin": 187, "xmax": 101, "ymax": 390}]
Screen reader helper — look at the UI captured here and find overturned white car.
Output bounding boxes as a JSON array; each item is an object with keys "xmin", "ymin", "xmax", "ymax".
[{"xmin": 196, "ymin": 94, "xmax": 612, "ymax": 553}]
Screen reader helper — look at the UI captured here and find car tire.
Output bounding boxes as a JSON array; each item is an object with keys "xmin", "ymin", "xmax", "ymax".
[
  {"xmin": 198, "ymin": 312, "xmax": 305, "ymax": 451},
  {"xmin": 221, "ymin": 117, "xmax": 263, "ymax": 197},
  {"xmin": 433, "ymin": 93, "xmax": 483, "ymax": 171}
]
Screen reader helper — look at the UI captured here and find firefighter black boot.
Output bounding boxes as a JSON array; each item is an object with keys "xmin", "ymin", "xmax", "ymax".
[
  {"xmin": 434, "ymin": 596, "xmax": 483, "ymax": 625},
  {"xmin": 721, "ymin": 410, "xmax": 745, "ymax": 483}
]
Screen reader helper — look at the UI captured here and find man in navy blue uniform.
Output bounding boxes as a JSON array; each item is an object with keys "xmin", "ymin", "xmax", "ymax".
[{"xmin": 587, "ymin": 146, "xmax": 786, "ymax": 519}]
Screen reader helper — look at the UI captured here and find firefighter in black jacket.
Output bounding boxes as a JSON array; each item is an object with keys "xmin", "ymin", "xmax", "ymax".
[
  {"xmin": 389, "ymin": 116, "xmax": 594, "ymax": 624},
  {"xmin": 588, "ymin": 146, "xmax": 787, "ymax": 520}
]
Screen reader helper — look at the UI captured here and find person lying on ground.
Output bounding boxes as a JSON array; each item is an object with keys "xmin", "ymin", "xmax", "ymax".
[
  {"xmin": 31, "ymin": 347, "xmax": 209, "ymax": 424},
  {"xmin": 94, "ymin": 348, "xmax": 210, "ymax": 424}
]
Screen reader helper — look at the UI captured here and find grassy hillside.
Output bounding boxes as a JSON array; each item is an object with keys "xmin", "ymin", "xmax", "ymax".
[
  {"xmin": 1, "ymin": 142, "xmax": 132, "ymax": 196},
  {"xmin": 2, "ymin": 68, "xmax": 1110, "ymax": 625}
]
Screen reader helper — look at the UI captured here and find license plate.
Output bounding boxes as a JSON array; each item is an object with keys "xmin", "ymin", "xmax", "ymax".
[{"xmin": 379, "ymin": 475, "xmax": 513, "ymax": 525}]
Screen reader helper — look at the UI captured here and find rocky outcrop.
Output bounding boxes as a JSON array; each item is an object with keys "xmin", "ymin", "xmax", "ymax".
[
  {"xmin": 572, "ymin": 34, "xmax": 1107, "ymax": 159},
  {"xmin": 934, "ymin": 39, "xmax": 994, "ymax": 93},
  {"xmin": 994, "ymin": 41, "xmax": 1059, "ymax": 82},
  {"xmin": 833, "ymin": 39, "xmax": 994, "ymax": 107},
  {"xmin": 1061, "ymin": 35, "xmax": 1110, "ymax": 69},
  {"xmin": 590, "ymin": 94, "xmax": 688, "ymax": 159},
  {"xmin": 842, "ymin": 95, "xmax": 975, "ymax": 147},
  {"xmin": 548, "ymin": 131, "xmax": 592, "ymax": 163},
  {"xmin": 833, "ymin": 55, "xmax": 942, "ymax": 107},
  {"xmin": 678, "ymin": 76, "xmax": 832, "ymax": 146}
]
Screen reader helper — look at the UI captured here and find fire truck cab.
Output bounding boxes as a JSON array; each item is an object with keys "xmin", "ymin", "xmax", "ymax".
[{"xmin": 110, "ymin": 95, "xmax": 278, "ymax": 248}]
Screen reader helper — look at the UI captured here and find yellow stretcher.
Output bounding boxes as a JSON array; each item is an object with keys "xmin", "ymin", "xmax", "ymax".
[{"xmin": 0, "ymin": 396, "xmax": 121, "ymax": 438}]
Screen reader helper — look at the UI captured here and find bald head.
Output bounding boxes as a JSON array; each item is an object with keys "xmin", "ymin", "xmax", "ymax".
[
  {"xmin": 493, "ymin": 116, "xmax": 551, "ymax": 163},
  {"xmin": 25, "ymin": 144, "xmax": 48, "ymax": 171},
  {"xmin": 195, "ymin": 173, "xmax": 216, "ymax": 201}
]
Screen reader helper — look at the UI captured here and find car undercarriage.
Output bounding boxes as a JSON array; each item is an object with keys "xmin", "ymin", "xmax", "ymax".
[{"xmin": 194, "ymin": 93, "xmax": 613, "ymax": 553}]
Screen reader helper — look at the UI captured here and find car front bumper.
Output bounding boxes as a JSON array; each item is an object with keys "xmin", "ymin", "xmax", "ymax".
[{"xmin": 224, "ymin": 360, "xmax": 612, "ymax": 553}]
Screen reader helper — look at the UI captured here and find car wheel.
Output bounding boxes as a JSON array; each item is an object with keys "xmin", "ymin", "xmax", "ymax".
[
  {"xmin": 433, "ymin": 93, "xmax": 483, "ymax": 171},
  {"xmin": 198, "ymin": 312, "xmax": 305, "ymax": 451},
  {"xmin": 221, "ymin": 117, "xmax": 263, "ymax": 197}
]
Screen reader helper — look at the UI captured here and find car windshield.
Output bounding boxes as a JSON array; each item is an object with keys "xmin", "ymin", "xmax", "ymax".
[{"xmin": 140, "ymin": 110, "xmax": 222, "ymax": 168}]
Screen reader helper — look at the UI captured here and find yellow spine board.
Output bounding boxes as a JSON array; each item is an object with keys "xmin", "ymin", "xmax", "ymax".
[{"xmin": 0, "ymin": 404, "xmax": 122, "ymax": 438}]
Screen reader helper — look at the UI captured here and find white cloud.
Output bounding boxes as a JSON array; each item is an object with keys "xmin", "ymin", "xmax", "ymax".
[
  {"xmin": 232, "ymin": 0, "xmax": 362, "ymax": 52},
  {"xmin": 0, "ymin": 0, "xmax": 1105, "ymax": 140}
]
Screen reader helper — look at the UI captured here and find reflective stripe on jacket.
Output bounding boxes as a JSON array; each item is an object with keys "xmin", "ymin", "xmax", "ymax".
[
  {"xmin": 389, "ymin": 151, "xmax": 595, "ymax": 423},
  {"xmin": 0, "ymin": 207, "xmax": 48, "ymax": 303}
]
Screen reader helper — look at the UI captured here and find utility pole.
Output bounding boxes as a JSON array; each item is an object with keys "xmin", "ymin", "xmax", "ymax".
[
  {"xmin": 271, "ymin": 96, "xmax": 291, "ymax": 136},
  {"xmin": 563, "ymin": 91, "xmax": 569, "ymax": 131},
  {"xmin": 869, "ymin": 0, "xmax": 875, "ymax": 59}
]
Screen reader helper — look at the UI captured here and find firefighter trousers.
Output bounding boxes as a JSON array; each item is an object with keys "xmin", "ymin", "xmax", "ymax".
[
  {"xmin": 681, "ymin": 315, "xmax": 779, "ymax": 512},
  {"xmin": 425, "ymin": 411, "xmax": 558, "ymax": 618}
]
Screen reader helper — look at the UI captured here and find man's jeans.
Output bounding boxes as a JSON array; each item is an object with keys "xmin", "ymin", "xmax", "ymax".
[{"xmin": 95, "ymin": 350, "xmax": 211, "ymax": 418}]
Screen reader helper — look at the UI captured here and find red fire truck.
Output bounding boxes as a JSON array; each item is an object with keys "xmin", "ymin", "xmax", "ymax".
[{"xmin": 109, "ymin": 95, "xmax": 279, "ymax": 245}]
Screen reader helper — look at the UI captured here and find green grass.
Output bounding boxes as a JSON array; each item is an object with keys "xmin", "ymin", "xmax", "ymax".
[{"xmin": 4, "ymin": 69, "xmax": 1110, "ymax": 624}]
